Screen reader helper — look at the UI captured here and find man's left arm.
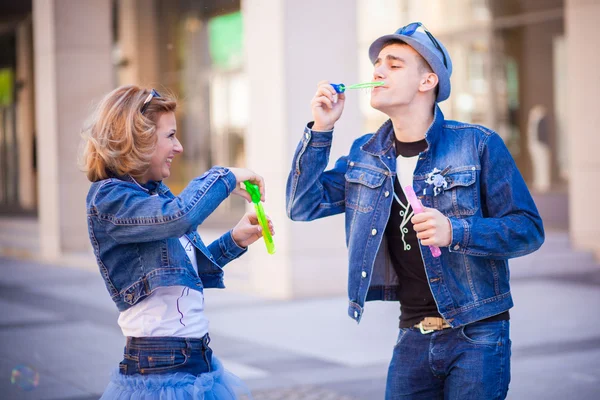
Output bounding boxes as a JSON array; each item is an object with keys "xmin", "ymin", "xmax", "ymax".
[{"xmin": 447, "ymin": 132, "xmax": 545, "ymax": 259}]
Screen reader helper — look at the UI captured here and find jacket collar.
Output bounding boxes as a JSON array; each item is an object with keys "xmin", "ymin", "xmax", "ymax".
[
  {"xmin": 362, "ymin": 104, "xmax": 445, "ymax": 156},
  {"xmin": 109, "ymin": 171, "xmax": 162, "ymax": 194}
]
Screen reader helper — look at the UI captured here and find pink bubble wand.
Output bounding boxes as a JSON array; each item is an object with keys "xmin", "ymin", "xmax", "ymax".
[{"xmin": 404, "ymin": 186, "xmax": 441, "ymax": 258}]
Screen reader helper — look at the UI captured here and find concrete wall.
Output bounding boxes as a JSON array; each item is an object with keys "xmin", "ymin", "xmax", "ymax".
[{"xmin": 566, "ymin": 0, "xmax": 600, "ymax": 258}]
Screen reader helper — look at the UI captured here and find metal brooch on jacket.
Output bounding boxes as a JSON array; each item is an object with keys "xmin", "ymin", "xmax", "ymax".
[{"xmin": 425, "ymin": 166, "xmax": 451, "ymax": 196}]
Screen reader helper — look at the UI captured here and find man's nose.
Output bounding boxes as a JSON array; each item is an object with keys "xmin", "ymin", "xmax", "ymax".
[{"xmin": 373, "ymin": 66, "xmax": 385, "ymax": 81}]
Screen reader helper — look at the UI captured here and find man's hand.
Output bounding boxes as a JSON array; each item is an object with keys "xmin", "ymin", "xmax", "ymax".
[
  {"xmin": 231, "ymin": 212, "xmax": 275, "ymax": 248},
  {"xmin": 411, "ymin": 207, "xmax": 452, "ymax": 247},
  {"xmin": 311, "ymin": 81, "xmax": 346, "ymax": 131}
]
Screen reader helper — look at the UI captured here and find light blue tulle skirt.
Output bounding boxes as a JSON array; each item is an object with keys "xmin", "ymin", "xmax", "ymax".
[{"xmin": 100, "ymin": 356, "xmax": 251, "ymax": 399}]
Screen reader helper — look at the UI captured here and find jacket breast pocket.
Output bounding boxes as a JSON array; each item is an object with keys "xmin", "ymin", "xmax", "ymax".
[
  {"xmin": 345, "ymin": 164, "xmax": 386, "ymax": 213},
  {"xmin": 432, "ymin": 168, "xmax": 479, "ymax": 217}
]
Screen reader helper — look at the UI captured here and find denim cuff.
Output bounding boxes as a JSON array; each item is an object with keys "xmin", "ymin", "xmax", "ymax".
[
  {"xmin": 217, "ymin": 168, "xmax": 238, "ymax": 194},
  {"xmin": 215, "ymin": 230, "xmax": 247, "ymax": 263},
  {"xmin": 448, "ymin": 218, "xmax": 469, "ymax": 253},
  {"xmin": 305, "ymin": 122, "xmax": 333, "ymax": 146}
]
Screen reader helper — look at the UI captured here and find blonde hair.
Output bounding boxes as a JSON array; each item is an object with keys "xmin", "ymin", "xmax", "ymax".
[{"xmin": 80, "ymin": 85, "xmax": 177, "ymax": 182}]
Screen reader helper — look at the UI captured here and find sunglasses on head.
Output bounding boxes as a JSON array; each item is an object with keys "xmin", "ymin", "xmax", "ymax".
[
  {"xmin": 396, "ymin": 22, "xmax": 447, "ymax": 69},
  {"xmin": 141, "ymin": 89, "xmax": 161, "ymax": 114}
]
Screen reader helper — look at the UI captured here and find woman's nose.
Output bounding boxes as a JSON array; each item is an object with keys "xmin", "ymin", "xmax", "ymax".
[{"xmin": 174, "ymin": 139, "xmax": 183, "ymax": 154}]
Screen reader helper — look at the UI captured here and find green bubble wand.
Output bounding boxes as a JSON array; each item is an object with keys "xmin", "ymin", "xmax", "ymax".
[
  {"xmin": 330, "ymin": 81, "xmax": 384, "ymax": 93},
  {"xmin": 243, "ymin": 181, "xmax": 275, "ymax": 254}
]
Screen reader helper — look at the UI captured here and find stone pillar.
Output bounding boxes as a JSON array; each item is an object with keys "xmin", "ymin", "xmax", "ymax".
[
  {"xmin": 116, "ymin": 0, "xmax": 159, "ymax": 86},
  {"xmin": 566, "ymin": 0, "xmax": 600, "ymax": 258},
  {"xmin": 181, "ymin": 14, "xmax": 212, "ymax": 175},
  {"xmin": 242, "ymin": 0, "xmax": 361, "ymax": 298},
  {"xmin": 16, "ymin": 17, "xmax": 36, "ymax": 211},
  {"xmin": 33, "ymin": 0, "xmax": 113, "ymax": 259}
]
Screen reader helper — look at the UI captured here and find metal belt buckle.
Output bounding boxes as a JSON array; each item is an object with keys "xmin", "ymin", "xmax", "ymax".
[{"xmin": 419, "ymin": 321, "xmax": 435, "ymax": 334}]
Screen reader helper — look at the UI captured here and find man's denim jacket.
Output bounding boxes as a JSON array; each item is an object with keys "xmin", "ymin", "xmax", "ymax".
[
  {"xmin": 86, "ymin": 167, "xmax": 246, "ymax": 312},
  {"xmin": 286, "ymin": 105, "xmax": 544, "ymax": 327}
]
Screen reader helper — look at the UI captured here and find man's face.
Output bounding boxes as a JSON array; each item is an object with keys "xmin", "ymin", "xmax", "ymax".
[{"xmin": 370, "ymin": 43, "xmax": 428, "ymax": 113}]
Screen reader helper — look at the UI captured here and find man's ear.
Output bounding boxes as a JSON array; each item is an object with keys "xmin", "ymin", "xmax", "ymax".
[{"xmin": 420, "ymin": 72, "xmax": 439, "ymax": 94}]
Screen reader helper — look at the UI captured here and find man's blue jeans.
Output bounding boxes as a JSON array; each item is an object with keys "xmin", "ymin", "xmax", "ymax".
[{"xmin": 386, "ymin": 320, "xmax": 511, "ymax": 400}]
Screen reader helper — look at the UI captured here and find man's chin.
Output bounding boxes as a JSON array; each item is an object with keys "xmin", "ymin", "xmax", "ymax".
[{"xmin": 370, "ymin": 99, "xmax": 388, "ymax": 113}]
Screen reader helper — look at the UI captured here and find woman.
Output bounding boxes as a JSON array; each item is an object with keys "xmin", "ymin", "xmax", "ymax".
[{"xmin": 81, "ymin": 85, "xmax": 272, "ymax": 399}]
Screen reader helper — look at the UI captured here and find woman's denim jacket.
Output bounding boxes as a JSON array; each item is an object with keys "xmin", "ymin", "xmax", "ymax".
[
  {"xmin": 286, "ymin": 106, "xmax": 545, "ymax": 327},
  {"xmin": 86, "ymin": 167, "xmax": 246, "ymax": 312}
]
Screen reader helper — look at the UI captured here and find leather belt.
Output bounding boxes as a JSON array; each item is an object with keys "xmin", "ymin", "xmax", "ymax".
[{"xmin": 414, "ymin": 317, "xmax": 451, "ymax": 334}]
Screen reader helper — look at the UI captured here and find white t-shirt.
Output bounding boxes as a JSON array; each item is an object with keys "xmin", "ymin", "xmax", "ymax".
[
  {"xmin": 396, "ymin": 153, "xmax": 419, "ymax": 192},
  {"xmin": 117, "ymin": 236, "xmax": 209, "ymax": 338}
]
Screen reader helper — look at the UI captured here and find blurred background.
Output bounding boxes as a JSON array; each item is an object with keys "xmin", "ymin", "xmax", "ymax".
[{"xmin": 0, "ymin": 0, "xmax": 599, "ymax": 399}]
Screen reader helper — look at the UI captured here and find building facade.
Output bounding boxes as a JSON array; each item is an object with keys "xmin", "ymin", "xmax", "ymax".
[{"xmin": 0, "ymin": 0, "xmax": 598, "ymax": 298}]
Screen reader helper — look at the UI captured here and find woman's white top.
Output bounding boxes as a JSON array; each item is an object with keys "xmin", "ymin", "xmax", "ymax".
[{"xmin": 117, "ymin": 236, "xmax": 209, "ymax": 338}]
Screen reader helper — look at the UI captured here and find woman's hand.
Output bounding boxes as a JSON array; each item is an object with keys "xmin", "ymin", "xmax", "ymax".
[
  {"xmin": 227, "ymin": 167, "xmax": 265, "ymax": 203},
  {"xmin": 231, "ymin": 211, "xmax": 275, "ymax": 248}
]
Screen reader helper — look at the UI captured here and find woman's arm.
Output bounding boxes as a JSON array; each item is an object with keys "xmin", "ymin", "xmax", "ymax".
[{"xmin": 93, "ymin": 167, "xmax": 236, "ymax": 243}]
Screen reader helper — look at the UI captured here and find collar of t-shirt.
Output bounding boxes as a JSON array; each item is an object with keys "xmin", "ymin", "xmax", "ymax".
[{"xmin": 394, "ymin": 137, "xmax": 428, "ymax": 158}]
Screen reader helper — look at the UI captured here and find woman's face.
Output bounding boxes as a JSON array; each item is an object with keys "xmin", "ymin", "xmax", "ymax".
[{"xmin": 140, "ymin": 112, "xmax": 183, "ymax": 183}]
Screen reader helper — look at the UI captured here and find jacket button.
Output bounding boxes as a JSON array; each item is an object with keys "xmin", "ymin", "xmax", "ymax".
[
  {"xmin": 453, "ymin": 244, "xmax": 460, "ymax": 250},
  {"xmin": 384, "ymin": 191, "xmax": 390, "ymax": 197},
  {"xmin": 354, "ymin": 311, "xmax": 359, "ymax": 318},
  {"xmin": 349, "ymin": 161, "xmax": 355, "ymax": 167},
  {"xmin": 361, "ymin": 271, "xmax": 367, "ymax": 278},
  {"xmin": 305, "ymin": 132, "xmax": 310, "ymax": 139},
  {"xmin": 371, "ymin": 229, "xmax": 377, "ymax": 236}
]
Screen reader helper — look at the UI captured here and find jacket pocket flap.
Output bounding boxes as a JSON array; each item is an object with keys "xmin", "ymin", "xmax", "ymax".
[
  {"xmin": 445, "ymin": 170, "xmax": 476, "ymax": 190},
  {"xmin": 345, "ymin": 166, "xmax": 386, "ymax": 188}
]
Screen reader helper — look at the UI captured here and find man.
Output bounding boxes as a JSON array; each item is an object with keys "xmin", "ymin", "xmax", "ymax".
[{"xmin": 285, "ymin": 22, "xmax": 544, "ymax": 399}]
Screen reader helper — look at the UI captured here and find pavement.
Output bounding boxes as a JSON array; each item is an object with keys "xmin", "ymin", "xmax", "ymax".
[{"xmin": 0, "ymin": 231, "xmax": 599, "ymax": 399}]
